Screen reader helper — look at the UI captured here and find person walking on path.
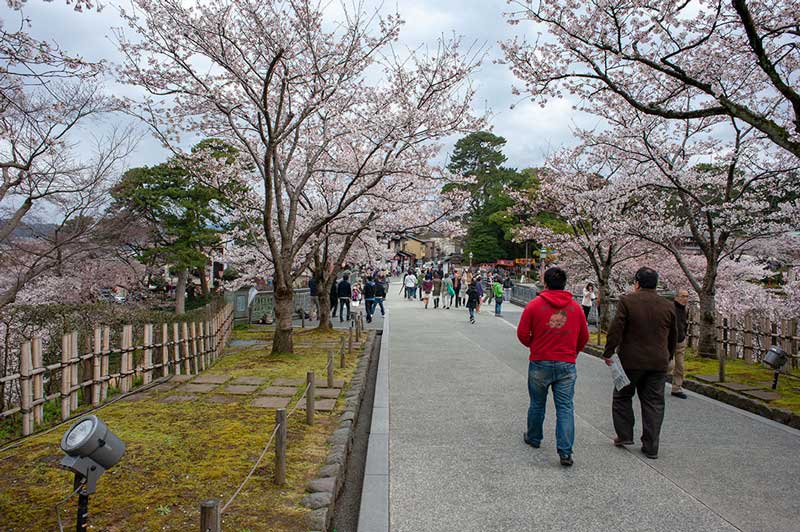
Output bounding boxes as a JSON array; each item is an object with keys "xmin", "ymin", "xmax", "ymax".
[
  {"xmin": 503, "ymin": 276, "xmax": 514, "ymax": 302},
  {"xmin": 330, "ymin": 275, "xmax": 339, "ymax": 319},
  {"xmin": 417, "ymin": 270, "xmax": 425, "ymax": 301},
  {"xmin": 374, "ymin": 281, "xmax": 386, "ymax": 317},
  {"xmin": 309, "ymin": 275, "xmax": 320, "ymax": 319},
  {"xmin": 465, "ymin": 280, "xmax": 479, "ymax": 324},
  {"xmin": 475, "ymin": 276, "xmax": 484, "ymax": 313},
  {"xmin": 602, "ymin": 267, "xmax": 677, "ymax": 460},
  {"xmin": 444, "ymin": 275, "xmax": 454, "ymax": 309},
  {"xmin": 492, "ymin": 276, "xmax": 505, "ymax": 316},
  {"xmin": 516, "ymin": 267, "xmax": 589, "ymax": 467},
  {"xmin": 337, "ymin": 274, "xmax": 352, "ymax": 323},
  {"xmin": 422, "ymin": 277, "xmax": 433, "ymax": 309},
  {"xmin": 403, "ymin": 271, "xmax": 417, "ymax": 300},
  {"xmin": 453, "ymin": 272, "xmax": 462, "ymax": 308},
  {"xmin": 670, "ymin": 289, "xmax": 690, "ymax": 399},
  {"xmin": 364, "ymin": 277, "xmax": 377, "ymax": 323},
  {"xmin": 581, "ymin": 283, "xmax": 596, "ymax": 320},
  {"xmin": 432, "ymin": 274, "xmax": 443, "ymax": 309}
]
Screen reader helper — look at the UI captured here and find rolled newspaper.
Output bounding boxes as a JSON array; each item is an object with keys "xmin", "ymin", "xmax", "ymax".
[{"xmin": 609, "ymin": 354, "xmax": 631, "ymax": 391}]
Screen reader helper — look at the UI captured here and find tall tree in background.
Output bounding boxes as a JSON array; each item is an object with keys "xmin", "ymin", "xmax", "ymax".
[{"xmin": 445, "ymin": 131, "xmax": 531, "ymax": 263}]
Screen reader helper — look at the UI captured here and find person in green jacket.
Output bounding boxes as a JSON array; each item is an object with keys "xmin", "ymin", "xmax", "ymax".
[{"xmin": 493, "ymin": 276, "xmax": 505, "ymax": 316}]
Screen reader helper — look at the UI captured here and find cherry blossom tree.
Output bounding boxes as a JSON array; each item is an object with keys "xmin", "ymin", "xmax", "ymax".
[
  {"xmin": 503, "ymin": 0, "xmax": 800, "ymax": 158},
  {"xmin": 116, "ymin": 0, "xmax": 483, "ymax": 353}
]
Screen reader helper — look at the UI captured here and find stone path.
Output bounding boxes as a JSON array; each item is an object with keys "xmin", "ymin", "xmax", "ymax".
[{"xmin": 381, "ymin": 283, "xmax": 800, "ymax": 532}]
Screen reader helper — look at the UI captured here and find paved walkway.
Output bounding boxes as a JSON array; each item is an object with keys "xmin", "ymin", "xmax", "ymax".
[{"xmin": 381, "ymin": 285, "xmax": 800, "ymax": 532}]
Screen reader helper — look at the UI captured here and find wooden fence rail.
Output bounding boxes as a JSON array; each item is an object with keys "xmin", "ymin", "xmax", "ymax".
[{"xmin": 3, "ymin": 303, "xmax": 234, "ymax": 437}]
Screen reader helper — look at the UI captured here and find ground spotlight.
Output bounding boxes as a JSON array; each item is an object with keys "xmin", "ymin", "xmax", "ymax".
[
  {"xmin": 59, "ymin": 415, "xmax": 125, "ymax": 531},
  {"xmin": 762, "ymin": 345, "xmax": 799, "ymax": 390}
]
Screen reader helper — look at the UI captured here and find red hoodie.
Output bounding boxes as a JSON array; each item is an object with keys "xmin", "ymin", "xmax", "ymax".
[{"xmin": 516, "ymin": 290, "xmax": 589, "ymax": 364}]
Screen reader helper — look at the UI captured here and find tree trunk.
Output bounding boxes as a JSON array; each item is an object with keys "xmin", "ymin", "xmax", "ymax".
[
  {"xmin": 696, "ymin": 288, "xmax": 717, "ymax": 358},
  {"xmin": 200, "ymin": 263, "xmax": 209, "ymax": 297},
  {"xmin": 272, "ymin": 283, "xmax": 294, "ymax": 354},
  {"xmin": 175, "ymin": 268, "xmax": 188, "ymax": 315},
  {"xmin": 317, "ymin": 278, "xmax": 333, "ymax": 331}
]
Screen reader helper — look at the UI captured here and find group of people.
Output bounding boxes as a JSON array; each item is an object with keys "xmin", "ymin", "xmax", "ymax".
[
  {"xmin": 516, "ymin": 266, "xmax": 688, "ymax": 467},
  {"xmin": 402, "ymin": 267, "xmax": 515, "ymax": 323},
  {"xmin": 325, "ymin": 270, "xmax": 389, "ymax": 324}
]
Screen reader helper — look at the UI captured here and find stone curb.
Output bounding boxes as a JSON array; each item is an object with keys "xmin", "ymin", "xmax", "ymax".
[
  {"xmin": 305, "ymin": 330, "xmax": 378, "ymax": 532},
  {"xmin": 582, "ymin": 345, "xmax": 800, "ymax": 430}
]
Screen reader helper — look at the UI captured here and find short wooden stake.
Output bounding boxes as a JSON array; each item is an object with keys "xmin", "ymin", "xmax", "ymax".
[
  {"xmin": 348, "ymin": 325, "xmax": 353, "ymax": 355},
  {"xmin": 190, "ymin": 321, "xmax": 199, "ymax": 373},
  {"xmin": 356, "ymin": 314, "xmax": 361, "ymax": 342},
  {"xmin": 301, "ymin": 310, "xmax": 305, "ymax": 328},
  {"xmin": 182, "ymin": 322, "xmax": 191, "ymax": 375},
  {"xmin": 340, "ymin": 337, "xmax": 346, "ymax": 369},
  {"xmin": 20, "ymin": 341, "xmax": 33, "ymax": 436},
  {"xmin": 121, "ymin": 325, "xmax": 132, "ymax": 393},
  {"xmin": 32, "ymin": 337, "xmax": 43, "ymax": 425},
  {"xmin": 101, "ymin": 327, "xmax": 110, "ymax": 401},
  {"xmin": 199, "ymin": 322, "xmax": 207, "ymax": 369},
  {"xmin": 173, "ymin": 322, "xmax": 182, "ymax": 375},
  {"xmin": 327, "ymin": 350, "xmax": 334, "ymax": 388},
  {"xmin": 743, "ymin": 313, "xmax": 754, "ymax": 363},
  {"xmin": 162, "ymin": 323, "xmax": 170, "ymax": 377},
  {"xmin": 199, "ymin": 499, "xmax": 221, "ymax": 532},
  {"xmin": 143, "ymin": 324, "xmax": 154, "ymax": 385},
  {"xmin": 92, "ymin": 327, "xmax": 102, "ymax": 406},
  {"xmin": 306, "ymin": 371, "xmax": 315, "ymax": 425},
  {"xmin": 275, "ymin": 408, "xmax": 287, "ymax": 485},
  {"xmin": 61, "ymin": 334, "xmax": 71, "ymax": 420}
]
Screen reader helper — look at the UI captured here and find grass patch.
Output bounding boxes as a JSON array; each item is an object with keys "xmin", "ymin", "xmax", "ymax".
[{"xmin": 0, "ymin": 326, "xmax": 365, "ymax": 532}]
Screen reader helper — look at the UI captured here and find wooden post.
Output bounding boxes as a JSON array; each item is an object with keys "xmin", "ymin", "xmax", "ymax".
[
  {"xmin": 348, "ymin": 324, "xmax": 353, "ymax": 355},
  {"xmin": 162, "ymin": 323, "xmax": 170, "ymax": 377},
  {"xmin": 70, "ymin": 331, "xmax": 79, "ymax": 410},
  {"xmin": 275, "ymin": 408, "xmax": 287, "ymax": 485},
  {"xmin": 143, "ymin": 324, "xmax": 154, "ymax": 385},
  {"xmin": 121, "ymin": 325, "xmax": 132, "ymax": 393},
  {"xmin": 20, "ymin": 341, "xmax": 33, "ymax": 436},
  {"xmin": 32, "ymin": 337, "xmax": 43, "ymax": 425},
  {"xmin": 199, "ymin": 499, "xmax": 221, "ymax": 532},
  {"xmin": 301, "ymin": 309, "xmax": 305, "ymax": 328},
  {"xmin": 190, "ymin": 321, "xmax": 199, "ymax": 374},
  {"xmin": 327, "ymin": 350, "xmax": 334, "ymax": 388},
  {"xmin": 355, "ymin": 313, "xmax": 361, "ymax": 342},
  {"xmin": 340, "ymin": 336, "xmax": 346, "ymax": 369},
  {"xmin": 173, "ymin": 322, "xmax": 182, "ymax": 375},
  {"xmin": 715, "ymin": 314, "xmax": 725, "ymax": 383},
  {"xmin": 306, "ymin": 371, "xmax": 315, "ymax": 425},
  {"xmin": 182, "ymin": 322, "xmax": 192, "ymax": 375},
  {"xmin": 790, "ymin": 319, "xmax": 798, "ymax": 370},
  {"xmin": 781, "ymin": 319, "xmax": 794, "ymax": 374},
  {"xmin": 61, "ymin": 334, "xmax": 71, "ymax": 420},
  {"xmin": 743, "ymin": 313, "xmax": 754, "ymax": 363},
  {"xmin": 199, "ymin": 322, "xmax": 207, "ymax": 368},
  {"xmin": 101, "ymin": 327, "xmax": 110, "ymax": 401},
  {"xmin": 92, "ymin": 327, "xmax": 102, "ymax": 406},
  {"xmin": 722, "ymin": 317, "xmax": 730, "ymax": 359}
]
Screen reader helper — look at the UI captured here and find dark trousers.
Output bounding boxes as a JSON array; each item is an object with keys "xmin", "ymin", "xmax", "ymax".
[
  {"xmin": 338, "ymin": 298, "xmax": 351, "ymax": 322},
  {"xmin": 612, "ymin": 370, "xmax": 666, "ymax": 454},
  {"xmin": 454, "ymin": 288, "xmax": 461, "ymax": 307}
]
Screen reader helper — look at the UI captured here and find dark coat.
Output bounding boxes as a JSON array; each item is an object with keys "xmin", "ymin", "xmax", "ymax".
[
  {"xmin": 364, "ymin": 282, "xmax": 376, "ymax": 299},
  {"xmin": 466, "ymin": 285, "xmax": 479, "ymax": 309},
  {"xmin": 329, "ymin": 280, "xmax": 338, "ymax": 301},
  {"xmin": 674, "ymin": 301, "xmax": 688, "ymax": 343},
  {"xmin": 375, "ymin": 283, "xmax": 386, "ymax": 298},
  {"xmin": 603, "ymin": 289, "xmax": 678, "ymax": 371},
  {"xmin": 337, "ymin": 280, "xmax": 352, "ymax": 298}
]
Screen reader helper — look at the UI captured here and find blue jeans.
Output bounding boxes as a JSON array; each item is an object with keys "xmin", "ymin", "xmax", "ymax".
[
  {"xmin": 526, "ymin": 360, "xmax": 577, "ymax": 456},
  {"xmin": 468, "ymin": 308, "xmax": 475, "ymax": 320},
  {"xmin": 374, "ymin": 297, "xmax": 385, "ymax": 315},
  {"xmin": 495, "ymin": 300, "xmax": 502, "ymax": 315},
  {"xmin": 365, "ymin": 298, "xmax": 375, "ymax": 319}
]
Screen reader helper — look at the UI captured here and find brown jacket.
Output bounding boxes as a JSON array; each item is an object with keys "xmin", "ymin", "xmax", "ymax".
[{"xmin": 602, "ymin": 289, "xmax": 677, "ymax": 371}]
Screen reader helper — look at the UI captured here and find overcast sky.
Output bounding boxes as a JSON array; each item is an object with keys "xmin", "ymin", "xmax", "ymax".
[{"xmin": 4, "ymin": 0, "xmax": 597, "ymax": 171}]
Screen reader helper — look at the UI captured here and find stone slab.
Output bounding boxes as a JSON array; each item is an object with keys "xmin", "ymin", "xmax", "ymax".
[
  {"xmin": 272, "ymin": 377, "xmax": 344, "ymax": 388},
  {"xmin": 229, "ymin": 376, "xmax": 266, "ymax": 386},
  {"xmin": 272, "ymin": 378, "xmax": 304, "ymax": 386},
  {"xmin": 693, "ymin": 374, "xmax": 721, "ymax": 383},
  {"xmin": 223, "ymin": 385, "xmax": 259, "ymax": 395},
  {"xmin": 192, "ymin": 374, "xmax": 231, "ymax": 384},
  {"xmin": 315, "ymin": 387, "xmax": 341, "ymax": 399},
  {"xmin": 158, "ymin": 394, "xmax": 198, "ymax": 403},
  {"xmin": 743, "ymin": 389, "xmax": 782, "ymax": 401},
  {"xmin": 171, "ymin": 375, "xmax": 193, "ymax": 382},
  {"xmin": 252, "ymin": 396, "xmax": 291, "ymax": 409},
  {"xmin": 205, "ymin": 395, "xmax": 240, "ymax": 404},
  {"xmin": 260, "ymin": 386, "xmax": 297, "ymax": 396},
  {"xmin": 153, "ymin": 382, "xmax": 179, "ymax": 392},
  {"xmin": 718, "ymin": 382, "xmax": 761, "ymax": 391},
  {"xmin": 297, "ymin": 398, "xmax": 337, "ymax": 411},
  {"xmin": 182, "ymin": 383, "xmax": 218, "ymax": 393}
]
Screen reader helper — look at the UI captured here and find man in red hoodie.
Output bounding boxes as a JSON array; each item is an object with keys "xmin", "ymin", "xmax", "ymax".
[{"xmin": 516, "ymin": 267, "xmax": 589, "ymax": 466}]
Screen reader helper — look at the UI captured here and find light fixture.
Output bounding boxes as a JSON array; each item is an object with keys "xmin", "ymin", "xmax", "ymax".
[
  {"xmin": 59, "ymin": 415, "xmax": 125, "ymax": 531},
  {"xmin": 762, "ymin": 346, "xmax": 799, "ymax": 390}
]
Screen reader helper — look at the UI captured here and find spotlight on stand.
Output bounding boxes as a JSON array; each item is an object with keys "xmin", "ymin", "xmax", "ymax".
[
  {"xmin": 59, "ymin": 415, "xmax": 125, "ymax": 531},
  {"xmin": 762, "ymin": 345, "xmax": 800, "ymax": 390}
]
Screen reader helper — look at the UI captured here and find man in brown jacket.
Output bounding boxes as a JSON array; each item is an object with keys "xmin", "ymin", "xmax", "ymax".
[{"xmin": 603, "ymin": 267, "xmax": 677, "ymax": 459}]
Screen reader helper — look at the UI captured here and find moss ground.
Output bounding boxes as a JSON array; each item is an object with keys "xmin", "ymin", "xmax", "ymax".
[{"xmin": 0, "ymin": 326, "xmax": 362, "ymax": 532}]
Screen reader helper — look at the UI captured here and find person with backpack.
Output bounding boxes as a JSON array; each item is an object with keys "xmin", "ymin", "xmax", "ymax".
[
  {"xmin": 403, "ymin": 271, "xmax": 417, "ymax": 300},
  {"xmin": 492, "ymin": 276, "xmax": 505, "ymax": 316},
  {"xmin": 432, "ymin": 274, "xmax": 443, "ymax": 309},
  {"xmin": 330, "ymin": 275, "xmax": 339, "ymax": 318},
  {"xmin": 374, "ymin": 280, "xmax": 387, "ymax": 317},
  {"xmin": 444, "ymin": 274, "xmax": 455, "ymax": 309},
  {"xmin": 453, "ymin": 271, "xmax": 462, "ymax": 308},
  {"xmin": 422, "ymin": 277, "xmax": 433, "ymax": 309},
  {"xmin": 516, "ymin": 267, "xmax": 589, "ymax": 467},
  {"xmin": 337, "ymin": 274, "xmax": 352, "ymax": 323},
  {"xmin": 503, "ymin": 276, "xmax": 514, "ymax": 302},
  {"xmin": 465, "ymin": 280, "xmax": 479, "ymax": 324},
  {"xmin": 363, "ymin": 277, "xmax": 377, "ymax": 323}
]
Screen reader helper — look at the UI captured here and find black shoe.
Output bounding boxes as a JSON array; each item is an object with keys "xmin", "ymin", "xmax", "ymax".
[
  {"xmin": 640, "ymin": 447, "xmax": 658, "ymax": 459},
  {"xmin": 523, "ymin": 433, "xmax": 540, "ymax": 448},
  {"xmin": 470, "ymin": 317, "xmax": 475, "ymax": 324},
  {"xmin": 559, "ymin": 454, "xmax": 573, "ymax": 467},
  {"xmin": 671, "ymin": 391, "xmax": 688, "ymax": 399},
  {"xmin": 613, "ymin": 436, "xmax": 634, "ymax": 447}
]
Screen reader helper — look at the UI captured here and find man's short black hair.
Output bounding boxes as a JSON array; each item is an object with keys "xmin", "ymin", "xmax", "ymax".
[
  {"xmin": 544, "ymin": 267, "xmax": 567, "ymax": 290},
  {"xmin": 634, "ymin": 267, "xmax": 658, "ymax": 289}
]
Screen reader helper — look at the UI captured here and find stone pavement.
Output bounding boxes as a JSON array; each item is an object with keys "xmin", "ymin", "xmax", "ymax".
[{"xmin": 380, "ymin": 284, "xmax": 800, "ymax": 532}]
